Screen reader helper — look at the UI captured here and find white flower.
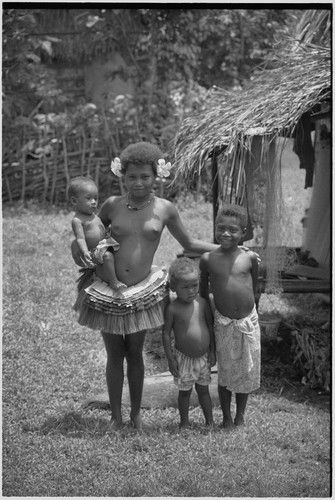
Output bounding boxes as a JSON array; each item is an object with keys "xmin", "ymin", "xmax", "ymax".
[
  {"xmin": 157, "ymin": 159, "xmax": 172, "ymax": 178},
  {"xmin": 111, "ymin": 157, "xmax": 123, "ymax": 177}
]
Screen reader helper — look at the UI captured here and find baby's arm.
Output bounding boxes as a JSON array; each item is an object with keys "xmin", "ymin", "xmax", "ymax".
[
  {"xmin": 162, "ymin": 304, "xmax": 179, "ymax": 377},
  {"xmin": 71, "ymin": 218, "xmax": 93, "ymax": 266}
]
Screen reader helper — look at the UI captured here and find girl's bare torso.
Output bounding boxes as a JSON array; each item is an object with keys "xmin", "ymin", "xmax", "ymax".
[
  {"xmin": 96, "ymin": 196, "xmax": 166, "ymax": 286},
  {"xmin": 172, "ymin": 298, "xmax": 210, "ymax": 358}
]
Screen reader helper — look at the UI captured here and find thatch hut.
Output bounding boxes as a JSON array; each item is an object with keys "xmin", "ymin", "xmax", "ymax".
[{"xmin": 173, "ymin": 11, "xmax": 331, "ymax": 294}]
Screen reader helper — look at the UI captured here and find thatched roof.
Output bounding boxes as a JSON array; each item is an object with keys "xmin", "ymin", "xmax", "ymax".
[{"xmin": 173, "ymin": 31, "xmax": 331, "ymax": 183}]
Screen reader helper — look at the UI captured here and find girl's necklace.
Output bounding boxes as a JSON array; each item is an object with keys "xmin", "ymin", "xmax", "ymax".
[{"xmin": 126, "ymin": 193, "xmax": 152, "ymax": 211}]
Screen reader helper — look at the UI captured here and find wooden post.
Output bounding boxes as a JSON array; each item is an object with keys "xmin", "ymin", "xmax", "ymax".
[
  {"xmin": 20, "ymin": 128, "xmax": 26, "ymax": 203},
  {"xmin": 50, "ymin": 141, "xmax": 59, "ymax": 206},
  {"xmin": 211, "ymin": 148, "xmax": 219, "ymax": 243},
  {"xmin": 95, "ymin": 160, "xmax": 100, "ymax": 188},
  {"xmin": 81, "ymin": 129, "xmax": 86, "ymax": 176},
  {"xmin": 5, "ymin": 173, "xmax": 13, "ymax": 203},
  {"xmin": 63, "ymin": 135, "xmax": 70, "ymax": 185}
]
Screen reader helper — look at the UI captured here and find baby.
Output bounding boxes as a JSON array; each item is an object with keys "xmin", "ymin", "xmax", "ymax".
[
  {"xmin": 68, "ymin": 176, "xmax": 126, "ymax": 290},
  {"xmin": 163, "ymin": 257, "xmax": 216, "ymax": 429}
]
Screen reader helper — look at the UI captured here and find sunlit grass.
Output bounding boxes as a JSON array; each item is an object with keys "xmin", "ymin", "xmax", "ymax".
[{"xmin": 2, "ymin": 196, "xmax": 330, "ymax": 497}]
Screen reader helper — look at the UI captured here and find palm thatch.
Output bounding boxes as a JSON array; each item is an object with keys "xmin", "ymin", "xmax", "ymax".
[
  {"xmin": 173, "ymin": 10, "xmax": 331, "ymax": 293},
  {"xmin": 173, "ymin": 10, "xmax": 331, "ymax": 184},
  {"xmin": 173, "ymin": 44, "xmax": 330, "ymax": 183}
]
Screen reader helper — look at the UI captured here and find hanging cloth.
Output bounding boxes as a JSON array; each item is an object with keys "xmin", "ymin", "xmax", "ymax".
[{"xmin": 293, "ymin": 114, "xmax": 315, "ymax": 189}]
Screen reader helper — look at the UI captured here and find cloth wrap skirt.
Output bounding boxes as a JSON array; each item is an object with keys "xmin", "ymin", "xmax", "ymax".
[
  {"xmin": 214, "ymin": 305, "xmax": 261, "ymax": 393},
  {"xmin": 74, "ymin": 265, "xmax": 169, "ymax": 335}
]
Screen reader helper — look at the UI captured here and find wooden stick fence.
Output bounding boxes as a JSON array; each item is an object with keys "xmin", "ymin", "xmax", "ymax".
[{"xmin": 2, "ymin": 150, "xmax": 121, "ymax": 205}]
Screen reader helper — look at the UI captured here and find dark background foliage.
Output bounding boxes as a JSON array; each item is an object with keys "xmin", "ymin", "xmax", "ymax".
[{"xmin": 2, "ymin": 7, "xmax": 329, "ymax": 204}]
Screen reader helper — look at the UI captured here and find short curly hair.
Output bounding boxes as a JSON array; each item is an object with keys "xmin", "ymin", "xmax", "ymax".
[
  {"xmin": 168, "ymin": 257, "xmax": 199, "ymax": 290},
  {"xmin": 67, "ymin": 176, "xmax": 96, "ymax": 199},
  {"xmin": 216, "ymin": 203, "xmax": 248, "ymax": 229},
  {"xmin": 120, "ymin": 142, "xmax": 163, "ymax": 176}
]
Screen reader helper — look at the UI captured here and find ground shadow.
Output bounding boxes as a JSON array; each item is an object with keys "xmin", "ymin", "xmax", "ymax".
[
  {"xmin": 259, "ymin": 327, "xmax": 330, "ymax": 411},
  {"xmin": 22, "ymin": 411, "xmax": 113, "ymax": 438}
]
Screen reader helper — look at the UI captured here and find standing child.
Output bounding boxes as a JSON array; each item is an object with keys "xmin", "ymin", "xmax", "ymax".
[
  {"xmin": 68, "ymin": 176, "xmax": 126, "ymax": 290},
  {"xmin": 163, "ymin": 257, "xmax": 216, "ymax": 429},
  {"xmin": 199, "ymin": 204, "xmax": 260, "ymax": 429}
]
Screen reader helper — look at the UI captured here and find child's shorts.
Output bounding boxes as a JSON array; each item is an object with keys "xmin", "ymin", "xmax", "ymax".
[
  {"xmin": 174, "ymin": 348, "xmax": 211, "ymax": 391},
  {"xmin": 91, "ymin": 237, "xmax": 120, "ymax": 265}
]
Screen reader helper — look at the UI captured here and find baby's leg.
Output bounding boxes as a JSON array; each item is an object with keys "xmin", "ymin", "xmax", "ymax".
[
  {"xmin": 102, "ymin": 252, "xmax": 127, "ymax": 290},
  {"xmin": 178, "ymin": 388, "xmax": 192, "ymax": 428},
  {"xmin": 218, "ymin": 385, "xmax": 234, "ymax": 429},
  {"xmin": 234, "ymin": 393, "xmax": 248, "ymax": 426},
  {"xmin": 195, "ymin": 384, "xmax": 213, "ymax": 425}
]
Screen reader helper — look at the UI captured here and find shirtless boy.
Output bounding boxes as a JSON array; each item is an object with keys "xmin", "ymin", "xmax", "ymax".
[
  {"xmin": 163, "ymin": 257, "xmax": 216, "ymax": 428},
  {"xmin": 199, "ymin": 204, "xmax": 261, "ymax": 428}
]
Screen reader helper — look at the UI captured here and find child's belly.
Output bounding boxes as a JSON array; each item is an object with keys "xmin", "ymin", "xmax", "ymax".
[
  {"xmin": 85, "ymin": 226, "xmax": 106, "ymax": 250},
  {"xmin": 175, "ymin": 328, "xmax": 210, "ymax": 359},
  {"xmin": 211, "ymin": 279, "xmax": 254, "ymax": 319}
]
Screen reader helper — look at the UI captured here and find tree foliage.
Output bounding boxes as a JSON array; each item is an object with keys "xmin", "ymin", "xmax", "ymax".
[{"xmin": 4, "ymin": 7, "xmax": 326, "ymax": 203}]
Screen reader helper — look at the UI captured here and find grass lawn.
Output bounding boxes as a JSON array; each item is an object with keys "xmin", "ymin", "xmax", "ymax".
[{"xmin": 2, "ymin": 147, "xmax": 330, "ymax": 497}]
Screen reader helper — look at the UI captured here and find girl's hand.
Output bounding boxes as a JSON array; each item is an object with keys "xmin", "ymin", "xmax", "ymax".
[
  {"xmin": 209, "ymin": 350, "xmax": 216, "ymax": 368},
  {"xmin": 168, "ymin": 358, "xmax": 179, "ymax": 378},
  {"xmin": 239, "ymin": 246, "xmax": 261, "ymax": 264}
]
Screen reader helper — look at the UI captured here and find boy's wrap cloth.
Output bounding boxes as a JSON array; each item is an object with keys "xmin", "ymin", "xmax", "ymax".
[
  {"xmin": 74, "ymin": 266, "xmax": 169, "ymax": 335},
  {"xmin": 214, "ymin": 305, "xmax": 261, "ymax": 393}
]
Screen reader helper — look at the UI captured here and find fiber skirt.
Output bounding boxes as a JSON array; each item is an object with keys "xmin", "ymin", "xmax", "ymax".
[{"xmin": 74, "ymin": 266, "xmax": 169, "ymax": 335}]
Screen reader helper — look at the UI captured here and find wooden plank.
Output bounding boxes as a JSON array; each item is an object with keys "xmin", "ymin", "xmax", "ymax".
[
  {"xmin": 258, "ymin": 278, "xmax": 330, "ymax": 294},
  {"xmin": 284, "ymin": 265, "xmax": 330, "ymax": 280}
]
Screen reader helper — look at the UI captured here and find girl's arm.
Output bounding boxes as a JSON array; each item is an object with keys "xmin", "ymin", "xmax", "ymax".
[
  {"xmin": 98, "ymin": 197, "xmax": 115, "ymax": 227},
  {"xmin": 162, "ymin": 305, "xmax": 179, "ymax": 378},
  {"xmin": 165, "ymin": 202, "xmax": 218, "ymax": 254},
  {"xmin": 164, "ymin": 200, "xmax": 260, "ymax": 258},
  {"xmin": 72, "ymin": 218, "xmax": 93, "ymax": 266}
]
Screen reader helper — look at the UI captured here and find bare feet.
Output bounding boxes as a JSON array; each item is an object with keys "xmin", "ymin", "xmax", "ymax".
[
  {"xmin": 221, "ymin": 418, "xmax": 235, "ymax": 430},
  {"xmin": 109, "ymin": 279, "xmax": 127, "ymax": 291},
  {"xmin": 130, "ymin": 414, "xmax": 143, "ymax": 431},
  {"xmin": 110, "ymin": 417, "xmax": 123, "ymax": 430},
  {"xmin": 234, "ymin": 415, "xmax": 245, "ymax": 426},
  {"xmin": 179, "ymin": 422, "xmax": 191, "ymax": 430},
  {"xmin": 206, "ymin": 422, "xmax": 215, "ymax": 428}
]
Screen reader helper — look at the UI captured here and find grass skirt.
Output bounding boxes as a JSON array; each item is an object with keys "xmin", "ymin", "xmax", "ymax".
[{"xmin": 74, "ymin": 266, "xmax": 169, "ymax": 335}]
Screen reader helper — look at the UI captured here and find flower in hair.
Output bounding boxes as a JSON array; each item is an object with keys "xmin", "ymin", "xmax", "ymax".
[
  {"xmin": 157, "ymin": 159, "xmax": 172, "ymax": 178},
  {"xmin": 110, "ymin": 157, "xmax": 123, "ymax": 177}
]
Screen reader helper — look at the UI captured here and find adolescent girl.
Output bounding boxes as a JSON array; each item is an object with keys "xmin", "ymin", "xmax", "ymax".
[{"xmin": 72, "ymin": 142, "xmax": 218, "ymax": 431}]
